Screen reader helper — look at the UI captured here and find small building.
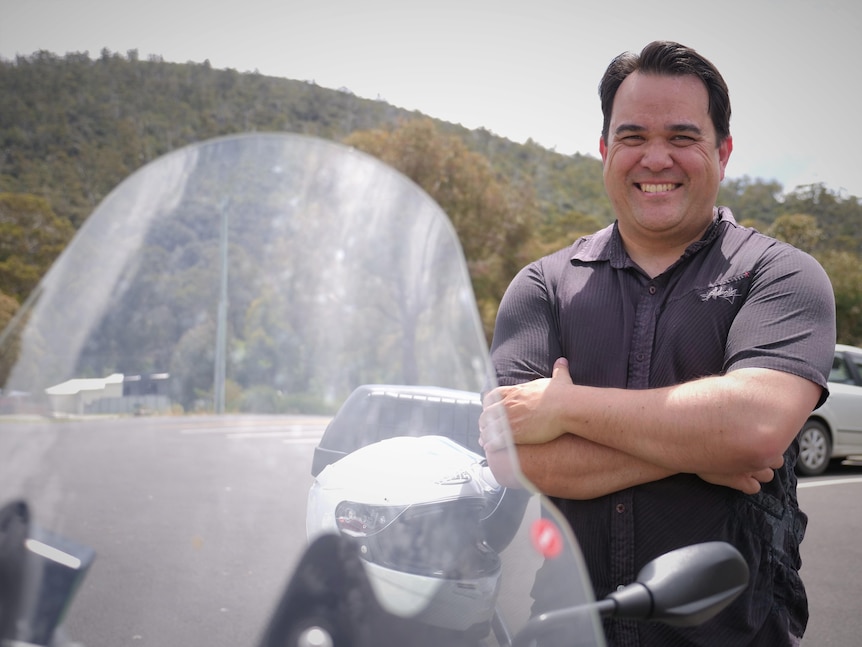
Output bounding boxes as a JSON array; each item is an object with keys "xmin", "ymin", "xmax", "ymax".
[
  {"xmin": 45, "ymin": 373, "xmax": 124, "ymax": 415},
  {"xmin": 45, "ymin": 373, "xmax": 172, "ymax": 416}
]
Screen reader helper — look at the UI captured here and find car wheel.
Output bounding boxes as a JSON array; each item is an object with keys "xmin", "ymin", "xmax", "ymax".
[{"xmin": 796, "ymin": 420, "xmax": 832, "ymax": 476}]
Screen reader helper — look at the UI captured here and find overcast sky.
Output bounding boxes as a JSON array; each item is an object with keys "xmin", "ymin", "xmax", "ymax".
[{"xmin": 2, "ymin": 0, "xmax": 861, "ymax": 197}]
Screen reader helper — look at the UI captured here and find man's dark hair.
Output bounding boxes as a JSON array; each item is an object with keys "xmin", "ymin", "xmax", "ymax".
[{"xmin": 599, "ymin": 40, "xmax": 731, "ymax": 145}]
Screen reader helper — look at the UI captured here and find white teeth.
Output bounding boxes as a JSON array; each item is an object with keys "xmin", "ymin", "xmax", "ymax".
[{"xmin": 640, "ymin": 183, "xmax": 676, "ymax": 193}]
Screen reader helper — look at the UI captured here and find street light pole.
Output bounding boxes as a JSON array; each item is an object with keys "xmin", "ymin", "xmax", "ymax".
[{"xmin": 213, "ymin": 200, "xmax": 228, "ymax": 414}]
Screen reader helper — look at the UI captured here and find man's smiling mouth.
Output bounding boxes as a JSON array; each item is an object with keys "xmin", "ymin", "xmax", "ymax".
[{"xmin": 638, "ymin": 183, "xmax": 679, "ymax": 193}]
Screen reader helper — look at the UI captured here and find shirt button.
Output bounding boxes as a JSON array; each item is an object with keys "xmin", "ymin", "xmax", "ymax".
[
  {"xmin": 615, "ymin": 503, "xmax": 626, "ymax": 513},
  {"xmin": 648, "ymin": 285, "xmax": 657, "ymax": 295},
  {"xmin": 635, "ymin": 353, "xmax": 644, "ymax": 362}
]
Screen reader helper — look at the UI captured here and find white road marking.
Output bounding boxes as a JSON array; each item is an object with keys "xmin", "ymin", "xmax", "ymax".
[
  {"xmin": 180, "ymin": 419, "xmax": 330, "ymax": 439},
  {"xmin": 798, "ymin": 476, "xmax": 862, "ymax": 489},
  {"xmin": 226, "ymin": 431, "xmax": 323, "ymax": 441},
  {"xmin": 181, "ymin": 425, "xmax": 324, "ymax": 435}
]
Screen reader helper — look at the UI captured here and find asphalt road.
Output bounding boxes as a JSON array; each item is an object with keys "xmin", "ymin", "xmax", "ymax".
[
  {"xmin": 3, "ymin": 416, "xmax": 860, "ymax": 646},
  {"xmin": 3, "ymin": 415, "xmax": 327, "ymax": 647},
  {"xmin": 798, "ymin": 459, "xmax": 862, "ymax": 646}
]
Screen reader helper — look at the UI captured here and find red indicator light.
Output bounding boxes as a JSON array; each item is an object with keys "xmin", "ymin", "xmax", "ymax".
[{"xmin": 530, "ymin": 518, "xmax": 563, "ymax": 559}]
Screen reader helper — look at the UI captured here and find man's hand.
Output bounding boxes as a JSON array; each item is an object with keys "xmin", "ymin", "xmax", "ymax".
[
  {"xmin": 698, "ymin": 454, "xmax": 785, "ymax": 494},
  {"xmin": 480, "ymin": 358, "xmax": 573, "ymax": 452}
]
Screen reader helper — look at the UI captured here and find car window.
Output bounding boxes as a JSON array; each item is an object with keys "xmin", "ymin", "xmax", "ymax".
[
  {"xmin": 848, "ymin": 353, "xmax": 862, "ymax": 385},
  {"xmin": 829, "ymin": 354, "xmax": 854, "ymax": 384}
]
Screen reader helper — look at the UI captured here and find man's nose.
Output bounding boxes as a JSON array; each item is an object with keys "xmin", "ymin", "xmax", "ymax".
[{"xmin": 640, "ymin": 140, "xmax": 674, "ymax": 172}]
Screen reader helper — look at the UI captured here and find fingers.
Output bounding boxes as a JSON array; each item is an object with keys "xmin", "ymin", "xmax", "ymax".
[
  {"xmin": 479, "ymin": 394, "xmax": 508, "ymax": 453},
  {"xmin": 483, "ymin": 448, "xmax": 522, "ymax": 488},
  {"xmin": 698, "ymin": 467, "xmax": 777, "ymax": 494},
  {"xmin": 552, "ymin": 357, "xmax": 573, "ymax": 385},
  {"xmin": 481, "ymin": 384, "xmax": 509, "ymax": 409},
  {"xmin": 752, "ymin": 466, "xmax": 776, "ymax": 484},
  {"xmin": 739, "ymin": 476, "xmax": 762, "ymax": 495},
  {"xmin": 727, "ymin": 473, "xmax": 766, "ymax": 495}
]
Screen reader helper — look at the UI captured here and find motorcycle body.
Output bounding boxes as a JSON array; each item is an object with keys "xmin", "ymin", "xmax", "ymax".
[{"xmin": 0, "ymin": 134, "xmax": 746, "ymax": 647}]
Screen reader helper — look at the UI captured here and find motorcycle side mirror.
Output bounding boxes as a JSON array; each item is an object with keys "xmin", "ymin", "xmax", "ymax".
[
  {"xmin": 600, "ymin": 541, "xmax": 749, "ymax": 626},
  {"xmin": 1, "ymin": 509, "xmax": 96, "ymax": 647},
  {"xmin": 512, "ymin": 541, "xmax": 749, "ymax": 647},
  {"xmin": 0, "ymin": 500, "xmax": 30, "ymax": 642}
]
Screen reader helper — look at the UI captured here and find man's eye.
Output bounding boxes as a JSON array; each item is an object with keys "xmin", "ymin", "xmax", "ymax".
[{"xmin": 621, "ymin": 135, "xmax": 644, "ymax": 144}]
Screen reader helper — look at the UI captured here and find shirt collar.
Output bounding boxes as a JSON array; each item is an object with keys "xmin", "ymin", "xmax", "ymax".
[{"xmin": 570, "ymin": 206, "xmax": 735, "ymax": 268}]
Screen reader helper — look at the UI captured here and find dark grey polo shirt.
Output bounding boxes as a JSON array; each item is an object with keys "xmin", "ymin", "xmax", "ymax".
[{"xmin": 490, "ymin": 208, "xmax": 836, "ymax": 646}]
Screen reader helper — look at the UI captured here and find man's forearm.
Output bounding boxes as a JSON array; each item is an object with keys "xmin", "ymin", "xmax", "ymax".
[
  {"xmin": 505, "ymin": 434, "xmax": 674, "ymax": 499},
  {"xmin": 561, "ymin": 368, "xmax": 819, "ymax": 474},
  {"xmin": 488, "ymin": 363, "xmax": 820, "ymax": 475},
  {"xmin": 487, "ymin": 433, "xmax": 779, "ymax": 499}
]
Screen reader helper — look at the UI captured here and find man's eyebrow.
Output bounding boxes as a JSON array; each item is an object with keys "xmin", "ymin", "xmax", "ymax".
[
  {"xmin": 668, "ymin": 123, "xmax": 704, "ymax": 136},
  {"xmin": 613, "ymin": 123, "xmax": 704, "ymax": 136},
  {"xmin": 614, "ymin": 123, "xmax": 646, "ymax": 135}
]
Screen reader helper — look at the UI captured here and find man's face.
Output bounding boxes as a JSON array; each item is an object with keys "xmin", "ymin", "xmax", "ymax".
[{"xmin": 599, "ymin": 72, "xmax": 732, "ymax": 248}]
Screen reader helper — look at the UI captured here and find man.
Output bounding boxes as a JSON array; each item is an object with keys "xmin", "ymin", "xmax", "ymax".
[{"xmin": 479, "ymin": 41, "xmax": 836, "ymax": 646}]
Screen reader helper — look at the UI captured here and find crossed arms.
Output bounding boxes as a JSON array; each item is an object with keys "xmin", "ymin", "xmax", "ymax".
[{"xmin": 479, "ymin": 358, "xmax": 822, "ymax": 499}]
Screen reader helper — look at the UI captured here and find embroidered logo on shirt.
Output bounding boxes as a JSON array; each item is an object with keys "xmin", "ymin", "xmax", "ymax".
[{"xmin": 700, "ymin": 285, "xmax": 740, "ymax": 303}]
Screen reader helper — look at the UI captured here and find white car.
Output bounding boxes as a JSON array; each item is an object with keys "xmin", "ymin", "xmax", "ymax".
[{"xmin": 796, "ymin": 344, "xmax": 862, "ymax": 476}]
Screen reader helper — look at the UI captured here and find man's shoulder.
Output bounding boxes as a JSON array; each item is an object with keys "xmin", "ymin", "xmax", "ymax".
[
  {"xmin": 711, "ymin": 215, "xmax": 832, "ymax": 299},
  {"xmin": 715, "ymin": 215, "xmax": 819, "ymax": 263}
]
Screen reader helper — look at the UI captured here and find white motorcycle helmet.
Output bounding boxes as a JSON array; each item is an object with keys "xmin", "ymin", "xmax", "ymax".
[{"xmin": 307, "ymin": 435, "xmax": 503, "ymax": 635}]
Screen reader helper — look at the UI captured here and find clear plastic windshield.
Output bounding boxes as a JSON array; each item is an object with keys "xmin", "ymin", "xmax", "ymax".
[{"xmin": 0, "ymin": 133, "xmax": 604, "ymax": 647}]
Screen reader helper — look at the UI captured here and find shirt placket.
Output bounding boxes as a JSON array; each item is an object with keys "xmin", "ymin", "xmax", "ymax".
[{"xmin": 609, "ymin": 277, "xmax": 661, "ymax": 647}]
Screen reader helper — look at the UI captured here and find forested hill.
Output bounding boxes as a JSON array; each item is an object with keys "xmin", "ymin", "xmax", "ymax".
[
  {"xmin": 2, "ymin": 49, "xmax": 862, "ymax": 346},
  {"xmin": 0, "ymin": 48, "xmax": 611, "ymax": 230}
]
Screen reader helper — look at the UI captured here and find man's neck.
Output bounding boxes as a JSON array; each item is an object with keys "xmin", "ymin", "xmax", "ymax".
[
  {"xmin": 621, "ymin": 222, "xmax": 714, "ymax": 279},
  {"xmin": 625, "ymin": 245, "xmax": 685, "ymax": 279}
]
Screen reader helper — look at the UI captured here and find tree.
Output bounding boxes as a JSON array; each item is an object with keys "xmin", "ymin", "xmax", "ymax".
[
  {"xmin": 817, "ymin": 250, "xmax": 862, "ymax": 346},
  {"xmin": 5, "ymin": 51, "xmax": 862, "ymax": 350},
  {"xmin": 717, "ymin": 176, "xmax": 783, "ymax": 227},
  {"xmin": 345, "ymin": 119, "xmax": 536, "ymax": 341},
  {"xmin": 767, "ymin": 213, "xmax": 822, "ymax": 254},
  {"xmin": 763, "ymin": 212, "xmax": 862, "ymax": 344},
  {"xmin": 536, "ymin": 210, "xmax": 605, "ymax": 257},
  {"xmin": 0, "ymin": 291, "xmax": 16, "ymax": 332},
  {"xmin": 0, "ymin": 290, "xmax": 19, "ymax": 387},
  {"xmin": 0, "ymin": 193, "xmax": 75, "ymax": 302},
  {"xmin": 782, "ymin": 184, "xmax": 862, "ymax": 253}
]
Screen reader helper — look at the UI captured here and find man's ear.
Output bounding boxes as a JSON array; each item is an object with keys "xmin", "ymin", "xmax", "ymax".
[{"xmin": 718, "ymin": 135, "xmax": 733, "ymax": 180}]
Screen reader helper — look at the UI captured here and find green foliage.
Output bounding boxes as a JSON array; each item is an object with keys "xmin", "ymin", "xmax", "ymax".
[
  {"xmin": 0, "ymin": 291, "xmax": 20, "ymax": 386},
  {"xmin": 2, "ymin": 50, "xmax": 862, "ymax": 350},
  {"xmin": 782, "ymin": 184, "xmax": 862, "ymax": 254},
  {"xmin": 0, "ymin": 193, "xmax": 74, "ymax": 301},
  {"xmin": 346, "ymin": 119, "xmax": 535, "ymax": 341},
  {"xmin": 818, "ymin": 251, "xmax": 862, "ymax": 345},
  {"xmin": 535, "ymin": 211, "xmax": 606, "ymax": 257},
  {"xmin": 717, "ymin": 176, "xmax": 784, "ymax": 228},
  {"xmin": 0, "ymin": 292, "xmax": 17, "ymax": 331},
  {"xmin": 0, "ymin": 50, "xmax": 411, "ymax": 228},
  {"xmin": 767, "ymin": 214, "xmax": 823, "ymax": 254},
  {"xmin": 236, "ymin": 385, "xmax": 336, "ymax": 415}
]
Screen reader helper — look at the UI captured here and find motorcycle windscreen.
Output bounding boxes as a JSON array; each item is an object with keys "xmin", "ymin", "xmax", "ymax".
[{"xmin": 0, "ymin": 134, "xmax": 604, "ymax": 647}]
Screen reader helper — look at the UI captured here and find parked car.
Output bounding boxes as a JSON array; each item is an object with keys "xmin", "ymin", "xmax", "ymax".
[
  {"xmin": 310, "ymin": 384, "xmax": 483, "ymax": 478},
  {"xmin": 796, "ymin": 344, "xmax": 862, "ymax": 476}
]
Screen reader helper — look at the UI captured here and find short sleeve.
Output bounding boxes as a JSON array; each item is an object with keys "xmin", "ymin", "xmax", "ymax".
[
  {"xmin": 490, "ymin": 260, "xmax": 563, "ymax": 386},
  {"xmin": 725, "ymin": 243, "xmax": 836, "ymax": 406}
]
